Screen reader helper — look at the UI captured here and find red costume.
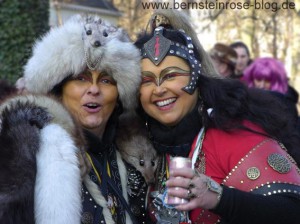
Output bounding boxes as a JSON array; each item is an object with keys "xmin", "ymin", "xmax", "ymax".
[{"xmin": 191, "ymin": 121, "xmax": 300, "ymax": 223}]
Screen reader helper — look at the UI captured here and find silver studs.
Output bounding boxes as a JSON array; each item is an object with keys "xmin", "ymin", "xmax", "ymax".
[{"xmin": 188, "ymin": 43, "xmax": 194, "ymax": 49}]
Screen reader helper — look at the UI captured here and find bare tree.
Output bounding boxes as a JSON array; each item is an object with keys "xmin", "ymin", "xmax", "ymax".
[{"xmin": 113, "ymin": 0, "xmax": 152, "ymax": 39}]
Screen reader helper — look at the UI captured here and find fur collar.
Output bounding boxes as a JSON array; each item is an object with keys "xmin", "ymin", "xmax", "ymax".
[{"xmin": 35, "ymin": 124, "xmax": 82, "ymax": 224}]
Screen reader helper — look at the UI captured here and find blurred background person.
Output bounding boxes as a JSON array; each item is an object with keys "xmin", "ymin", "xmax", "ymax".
[
  {"xmin": 243, "ymin": 57, "xmax": 300, "ymax": 132},
  {"xmin": 230, "ymin": 41, "xmax": 252, "ymax": 78},
  {"xmin": 209, "ymin": 43, "xmax": 238, "ymax": 79}
]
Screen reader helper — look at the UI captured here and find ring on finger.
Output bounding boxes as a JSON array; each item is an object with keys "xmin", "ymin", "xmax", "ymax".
[
  {"xmin": 187, "ymin": 189, "xmax": 196, "ymax": 199},
  {"xmin": 188, "ymin": 179, "xmax": 195, "ymax": 189}
]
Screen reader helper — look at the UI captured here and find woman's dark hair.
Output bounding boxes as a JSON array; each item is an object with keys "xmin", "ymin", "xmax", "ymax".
[
  {"xmin": 230, "ymin": 41, "xmax": 250, "ymax": 57},
  {"xmin": 198, "ymin": 75, "xmax": 300, "ymax": 166}
]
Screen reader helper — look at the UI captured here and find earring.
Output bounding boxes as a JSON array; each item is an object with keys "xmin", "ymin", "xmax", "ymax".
[{"xmin": 207, "ymin": 108, "xmax": 213, "ymax": 117}]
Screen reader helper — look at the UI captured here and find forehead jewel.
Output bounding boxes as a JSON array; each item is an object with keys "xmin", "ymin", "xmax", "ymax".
[{"xmin": 143, "ymin": 27, "xmax": 171, "ymax": 65}]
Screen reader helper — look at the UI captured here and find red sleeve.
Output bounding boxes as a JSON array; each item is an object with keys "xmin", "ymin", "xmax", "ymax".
[{"xmin": 202, "ymin": 121, "xmax": 267, "ymax": 183}]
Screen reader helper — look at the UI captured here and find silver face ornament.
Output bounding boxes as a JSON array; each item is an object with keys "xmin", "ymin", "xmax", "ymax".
[{"xmin": 141, "ymin": 27, "xmax": 202, "ymax": 95}]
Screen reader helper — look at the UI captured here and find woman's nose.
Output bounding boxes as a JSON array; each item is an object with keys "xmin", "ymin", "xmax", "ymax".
[
  {"xmin": 153, "ymin": 85, "xmax": 167, "ymax": 96},
  {"xmin": 87, "ymin": 83, "xmax": 100, "ymax": 95}
]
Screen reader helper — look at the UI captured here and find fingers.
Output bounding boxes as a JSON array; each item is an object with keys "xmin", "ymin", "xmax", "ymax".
[
  {"xmin": 166, "ymin": 176, "xmax": 191, "ymax": 188},
  {"xmin": 169, "ymin": 167, "xmax": 194, "ymax": 179},
  {"xmin": 166, "ymin": 170, "xmax": 220, "ymax": 211}
]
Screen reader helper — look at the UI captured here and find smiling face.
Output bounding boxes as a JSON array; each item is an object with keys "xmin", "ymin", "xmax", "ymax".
[
  {"xmin": 140, "ymin": 56, "xmax": 198, "ymax": 127},
  {"xmin": 61, "ymin": 69, "xmax": 118, "ymax": 136}
]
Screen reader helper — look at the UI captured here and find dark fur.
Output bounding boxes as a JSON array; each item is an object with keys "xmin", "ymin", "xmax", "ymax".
[
  {"xmin": 116, "ymin": 115, "xmax": 159, "ymax": 184},
  {"xmin": 0, "ymin": 102, "xmax": 52, "ymax": 224}
]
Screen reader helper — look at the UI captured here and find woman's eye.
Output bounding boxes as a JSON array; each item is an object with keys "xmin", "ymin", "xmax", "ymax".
[
  {"xmin": 100, "ymin": 76, "xmax": 115, "ymax": 85},
  {"xmin": 101, "ymin": 79, "xmax": 109, "ymax": 83},
  {"xmin": 141, "ymin": 76, "xmax": 155, "ymax": 84},
  {"xmin": 165, "ymin": 73, "xmax": 176, "ymax": 79},
  {"xmin": 76, "ymin": 75, "xmax": 88, "ymax": 81},
  {"xmin": 161, "ymin": 73, "xmax": 177, "ymax": 82}
]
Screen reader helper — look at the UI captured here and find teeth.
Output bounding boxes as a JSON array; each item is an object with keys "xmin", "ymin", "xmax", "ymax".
[
  {"xmin": 156, "ymin": 98, "xmax": 176, "ymax": 107},
  {"xmin": 86, "ymin": 103, "xmax": 98, "ymax": 107}
]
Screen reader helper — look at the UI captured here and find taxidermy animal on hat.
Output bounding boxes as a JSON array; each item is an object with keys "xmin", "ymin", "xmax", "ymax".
[
  {"xmin": 24, "ymin": 14, "xmax": 141, "ymax": 114},
  {"xmin": 116, "ymin": 115, "xmax": 159, "ymax": 185},
  {"xmin": 83, "ymin": 15, "xmax": 130, "ymax": 70},
  {"xmin": 0, "ymin": 94, "xmax": 85, "ymax": 224}
]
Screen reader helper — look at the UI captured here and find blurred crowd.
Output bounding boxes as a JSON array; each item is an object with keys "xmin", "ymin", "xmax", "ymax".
[{"xmin": 209, "ymin": 41, "xmax": 300, "ymax": 132}]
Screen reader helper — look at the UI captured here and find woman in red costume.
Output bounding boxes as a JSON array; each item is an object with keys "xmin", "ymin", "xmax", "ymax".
[{"xmin": 135, "ymin": 9, "xmax": 300, "ymax": 224}]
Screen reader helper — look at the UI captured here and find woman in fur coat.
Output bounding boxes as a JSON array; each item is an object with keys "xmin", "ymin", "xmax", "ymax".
[{"xmin": 0, "ymin": 15, "xmax": 152, "ymax": 224}]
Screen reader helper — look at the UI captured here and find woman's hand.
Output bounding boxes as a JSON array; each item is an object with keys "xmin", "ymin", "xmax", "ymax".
[{"xmin": 165, "ymin": 167, "xmax": 223, "ymax": 211}]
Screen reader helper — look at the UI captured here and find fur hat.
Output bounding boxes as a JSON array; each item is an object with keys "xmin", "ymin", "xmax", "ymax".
[
  {"xmin": 209, "ymin": 43, "xmax": 237, "ymax": 70},
  {"xmin": 23, "ymin": 15, "xmax": 141, "ymax": 112}
]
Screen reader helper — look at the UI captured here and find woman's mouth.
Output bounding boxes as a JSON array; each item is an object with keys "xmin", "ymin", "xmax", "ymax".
[
  {"xmin": 83, "ymin": 103, "xmax": 101, "ymax": 113},
  {"xmin": 155, "ymin": 98, "xmax": 177, "ymax": 108}
]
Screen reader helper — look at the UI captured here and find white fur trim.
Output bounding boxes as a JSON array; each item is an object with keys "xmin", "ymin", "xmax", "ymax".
[
  {"xmin": 35, "ymin": 124, "xmax": 81, "ymax": 224},
  {"xmin": 116, "ymin": 151, "xmax": 132, "ymax": 224}
]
